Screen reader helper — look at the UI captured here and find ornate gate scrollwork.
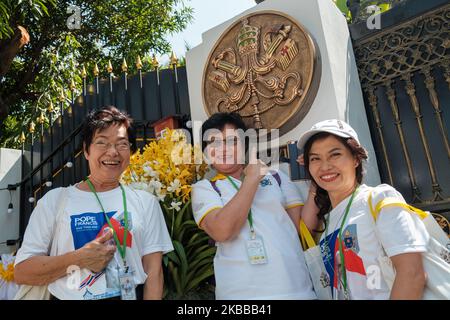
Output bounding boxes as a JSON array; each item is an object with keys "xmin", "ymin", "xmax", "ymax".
[{"xmin": 353, "ymin": 4, "xmax": 450, "ymax": 233}]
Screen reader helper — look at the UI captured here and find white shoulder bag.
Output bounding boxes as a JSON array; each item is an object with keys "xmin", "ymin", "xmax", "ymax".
[
  {"xmin": 14, "ymin": 187, "xmax": 69, "ymax": 300},
  {"xmin": 368, "ymin": 191, "xmax": 450, "ymax": 300},
  {"xmin": 299, "ymin": 220, "xmax": 333, "ymax": 300}
]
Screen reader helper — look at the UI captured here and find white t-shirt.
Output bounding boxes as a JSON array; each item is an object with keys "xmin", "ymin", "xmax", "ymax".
[
  {"xmin": 15, "ymin": 185, "xmax": 173, "ymax": 300},
  {"xmin": 191, "ymin": 170, "xmax": 316, "ymax": 300},
  {"xmin": 319, "ymin": 184, "xmax": 428, "ymax": 300}
]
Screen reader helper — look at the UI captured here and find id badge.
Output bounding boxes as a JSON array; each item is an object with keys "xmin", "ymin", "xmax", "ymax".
[
  {"xmin": 246, "ymin": 237, "xmax": 268, "ymax": 265},
  {"xmin": 118, "ymin": 268, "xmax": 137, "ymax": 300}
]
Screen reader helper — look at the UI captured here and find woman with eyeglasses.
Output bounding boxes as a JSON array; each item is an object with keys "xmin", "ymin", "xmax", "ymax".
[
  {"xmin": 191, "ymin": 112, "xmax": 319, "ymax": 300},
  {"xmin": 14, "ymin": 106, "xmax": 173, "ymax": 300},
  {"xmin": 297, "ymin": 119, "xmax": 429, "ymax": 299}
]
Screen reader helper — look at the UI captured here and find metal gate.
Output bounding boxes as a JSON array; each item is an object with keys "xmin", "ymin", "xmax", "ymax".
[{"xmin": 351, "ymin": 0, "xmax": 450, "ymax": 232}]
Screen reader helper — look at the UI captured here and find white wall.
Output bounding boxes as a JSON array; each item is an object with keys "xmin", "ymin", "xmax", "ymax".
[
  {"xmin": 0, "ymin": 148, "xmax": 21, "ymax": 255},
  {"xmin": 186, "ymin": 0, "xmax": 381, "ymax": 186}
]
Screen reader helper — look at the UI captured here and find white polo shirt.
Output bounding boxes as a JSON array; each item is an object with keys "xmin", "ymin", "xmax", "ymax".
[
  {"xmin": 191, "ymin": 169, "xmax": 316, "ymax": 300},
  {"xmin": 15, "ymin": 185, "xmax": 174, "ymax": 300},
  {"xmin": 319, "ymin": 184, "xmax": 428, "ymax": 300}
]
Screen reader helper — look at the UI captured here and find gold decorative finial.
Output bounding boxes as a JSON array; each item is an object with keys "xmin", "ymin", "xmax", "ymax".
[
  {"xmin": 93, "ymin": 63, "xmax": 99, "ymax": 76},
  {"xmin": 136, "ymin": 56, "xmax": 142, "ymax": 70},
  {"xmin": 81, "ymin": 65, "xmax": 87, "ymax": 78},
  {"xmin": 29, "ymin": 121, "xmax": 35, "ymax": 134},
  {"xmin": 59, "ymin": 89, "xmax": 65, "ymax": 102},
  {"xmin": 121, "ymin": 58, "xmax": 128, "ymax": 72},
  {"xmin": 107, "ymin": 60, "xmax": 113, "ymax": 73},
  {"xmin": 152, "ymin": 54, "xmax": 159, "ymax": 69},
  {"xmin": 20, "ymin": 132, "xmax": 26, "ymax": 144},
  {"xmin": 38, "ymin": 111, "xmax": 46, "ymax": 124},
  {"xmin": 47, "ymin": 101, "xmax": 54, "ymax": 113},
  {"xmin": 170, "ymin": 51, "xmax": 178, "ymax": 66},
  {"xmin": 69, "ymin": 78, "xmax": 76, "ymax": 91}
]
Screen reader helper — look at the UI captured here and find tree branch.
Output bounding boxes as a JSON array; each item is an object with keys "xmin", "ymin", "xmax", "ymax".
[{"xmin": 0, "ymin": 26, "xmax": 30, "ymax": 77}]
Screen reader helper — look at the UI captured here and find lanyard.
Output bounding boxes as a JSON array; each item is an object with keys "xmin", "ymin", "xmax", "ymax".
[
  {"xmin": 226, "ymin": 176, "xmax": 255, "ymax": 238},
  {"xmin": 86, "ymin": 178, "xmax": 129, "ymax": 266},
  {"xmin": 324, "ymin": 186, "xmax": 358, "ymax": 295}
]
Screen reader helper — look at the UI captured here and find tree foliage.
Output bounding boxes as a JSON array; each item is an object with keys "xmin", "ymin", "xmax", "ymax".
[{"xmin": 0, "ymin": 0, "xmax": 193, "ymax": 148}]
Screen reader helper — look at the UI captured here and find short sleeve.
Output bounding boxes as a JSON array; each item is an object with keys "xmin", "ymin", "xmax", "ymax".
[
  {"xmin": 276, "ymin": 170, "xmax": 305, "ymax": 209},
  {"xmin": 191, "ymin": 179, "xmax": 224, "ymax": 226},
  {"xmin": 372, "ymin": 184, "xmax": 428, "ymax": 257},
  {"xmin": 138, "ymin": 192, "xmax": 174, "ymax": 256},
  {"xmin": 14, "ymin": 189, "xmax": 60, "ymax": 266}
]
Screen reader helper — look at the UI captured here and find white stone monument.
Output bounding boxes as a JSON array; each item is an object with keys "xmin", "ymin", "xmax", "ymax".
[{"xmin": 186, "ymin": 0, "xmax": 381, "ymax": 186}]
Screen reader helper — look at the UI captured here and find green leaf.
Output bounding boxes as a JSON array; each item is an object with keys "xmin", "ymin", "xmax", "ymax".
[
  {"xmin": 185, "ymin": 266, "xmax": 215, "ymax": 293},
  {"xmin": 334, "ymin": 0, "xmax": 349, "ymax": 14},
  {"xmin": 172, "ymin": 240, "xmax": 188, "ymax": 287},
  {"xmin": 186, "ymin": 250, "xmax": 216, "ymax": 282},
  {"xmin": 166, "ymin": 250, "xmax": 181, "ymax": 265}
]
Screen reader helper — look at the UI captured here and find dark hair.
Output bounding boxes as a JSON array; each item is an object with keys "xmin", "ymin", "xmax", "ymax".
[
  {"xmin": 201, "ymin": 112, "xmax": 247, "ymax": 151},
  {"xmin": 81, "ymin": 106, "xmax": 137, "ymax": 154},
  {"xmin": 304, "ymin": 132, "xmax": 368, "ymax": 228}
]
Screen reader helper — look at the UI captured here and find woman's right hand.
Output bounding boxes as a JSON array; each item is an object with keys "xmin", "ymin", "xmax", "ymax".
[{"xmin": 77, "ymin": 229, "xmax": 117, "ymax": 273}]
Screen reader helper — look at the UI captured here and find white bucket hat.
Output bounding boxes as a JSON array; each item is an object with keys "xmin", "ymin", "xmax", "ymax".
[{"xmin": 297, "ymin": 119, "xmax": 360, "ymax": 150}]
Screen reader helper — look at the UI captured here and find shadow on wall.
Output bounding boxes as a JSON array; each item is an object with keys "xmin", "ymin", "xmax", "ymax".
[{"xmin": 0, "ymin": 148, "xmax": 22, "ymax": 255}]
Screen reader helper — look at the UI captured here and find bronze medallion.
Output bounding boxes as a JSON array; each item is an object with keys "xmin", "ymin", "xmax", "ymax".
[{"xmin": 202, "ymin": 10, "xmax": 321, "ymax": 135}]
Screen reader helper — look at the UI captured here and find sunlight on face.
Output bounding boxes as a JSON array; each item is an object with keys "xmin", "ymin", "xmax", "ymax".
[
  {"xmin": 84, "ymin": 124, "xmax": 131, "ymax": 183},
  {"xmin": 308, "ymin": 135, "xmax": 358, "ymax": 194}
]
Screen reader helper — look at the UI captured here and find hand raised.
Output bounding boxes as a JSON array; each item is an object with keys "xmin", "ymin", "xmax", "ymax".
[{"xmin": 243, "ymin": 147, "xmax": 268, "ymax": 183}]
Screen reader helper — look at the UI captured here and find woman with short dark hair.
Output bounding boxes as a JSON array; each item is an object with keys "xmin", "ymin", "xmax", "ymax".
[
  {"xmin": 191, "ymin": 112, "xmax": 319, "ymax": 300},
  {"xmin": 14, "ymin": 106, "xmax": 173, "ymax": 300}
]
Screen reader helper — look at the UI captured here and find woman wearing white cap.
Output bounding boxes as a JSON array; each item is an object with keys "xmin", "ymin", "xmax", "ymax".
[{"xmin": 297, "ymin": 119, "xmax": 428, "ymax": 300}]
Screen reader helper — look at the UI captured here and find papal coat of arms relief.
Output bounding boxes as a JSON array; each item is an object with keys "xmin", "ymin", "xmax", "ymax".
[{"xmin": 203, "ymin": 11, "xmax": 321, "ymax": 135}]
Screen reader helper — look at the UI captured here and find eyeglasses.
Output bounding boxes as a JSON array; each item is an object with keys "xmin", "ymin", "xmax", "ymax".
[
  {"xmin": 93, "ymin": 141, "xmax": 131, "ymax": 151},
  {"xmin": 206, "ymin": 136, "xmax": 240, "ymax": 148}
]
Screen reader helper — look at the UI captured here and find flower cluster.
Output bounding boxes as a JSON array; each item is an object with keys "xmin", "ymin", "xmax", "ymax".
[{"xmin": 121, "ymin": 129, "xmax": 208, "ymax": 211}]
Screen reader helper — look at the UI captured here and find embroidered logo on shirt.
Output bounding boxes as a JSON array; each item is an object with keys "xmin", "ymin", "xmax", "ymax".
[
  {"xmin": 343, "ymin": 224, "xmax": 359, "ymax": 253},
  {"xmin": 260, "ymin": 177, "xmax": 272, "ymax": 187}
]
